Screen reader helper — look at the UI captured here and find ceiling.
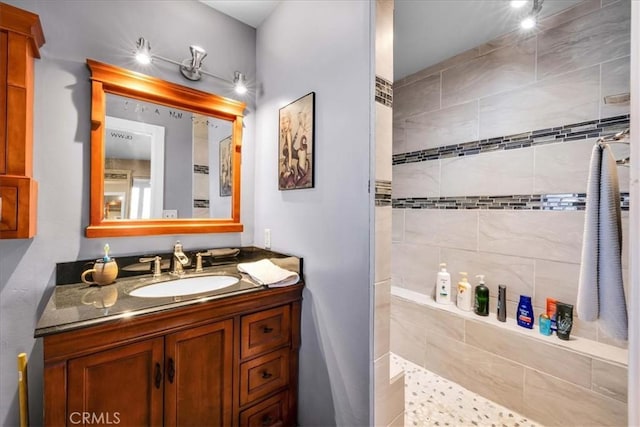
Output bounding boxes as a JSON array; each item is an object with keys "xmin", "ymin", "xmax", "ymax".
[{"xmin": 201, "ymin": 0, "xmax": 584, "ymax": 80}]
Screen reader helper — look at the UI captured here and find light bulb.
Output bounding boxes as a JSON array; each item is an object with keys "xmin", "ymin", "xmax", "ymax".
[
  {"xmin": 135, "ymin": 37, "xmax": 152, "ymax": 65},
  {"xmin": 520, "ymin": 15, "xmax": 536, "ymax": 29},
  {"xmin": 135, "ymin": 51, "xmax": 151, "ymax": 65},
  {"xmin": 234, "ymin": 72, "xmax": 247, "ymax": 95},
  {"xmin": 510, "ymin": 0, "xmax": 528, "ymax": 8}
]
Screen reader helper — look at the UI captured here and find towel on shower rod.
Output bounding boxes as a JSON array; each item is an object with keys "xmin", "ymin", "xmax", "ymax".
[{"xmin": 577, "ymin": 143, "xmax": 628, "ymax": 340}]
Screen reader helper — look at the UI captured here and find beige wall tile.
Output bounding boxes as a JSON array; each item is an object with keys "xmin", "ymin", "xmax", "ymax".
[
  {"xmin": 533, "ymin": 139, "xmax": 599, "ymax": 194},
  {"xmin": 479, "ymin": 66, "xmax": 600, "ymax": 140},
  {"xmin": 390, "ymin": 296, "xmax": 427, "ymax": 364},
  {"xmin": 523, "ymin": 368, "xmax": 627, "ymax": 426},
  {"xmin": 375, "ymin": 280, "xmax": 391, "ymax": 360},
  {"xmin": 537, "ymin": 0, "xmax": 601, "ymax": 33},
  {"xmin": 376, "ymin": 103, "xmax": 393, "ymax": 181},
  {"xmin": 392, "ymin": 124, "xmax": 406, "ymax": 155},
  {"xmin": 441, "ymin": 248, "xmax": 534, "ymax": 303},
  {"xmin": 374, "ymin": 353, "xmax": 405, "ymax": 427},
  {"xmin": 424, "ymin": 333, "xmax": 525, "ymax": 412},
  {"xmin": 442, "ymin": 37, "xmax": 535, "ymax": 108},
  {"xmin": 534, "ymin": 259, "xmax": 580, "ymax": 308},
  {"xmin": 537, "ymin": 0, "xmax": 631, "ymax": 79},
  {"xmin": 406, "ymin": 209, "xmax": 478, "ymax": 251},
  {"xmin": 392, "ymin": 242, "xmax": 439, "ymax": 295},
  {"xmin": 465, "ymin": 320, "xmax": 592, "ymax": 388},
  {"xmin": 393, "ymin": 73, "xmax": 440, "ymax": 122},
  {"xmin": 592, "ymin": 359, "xmax": 628, "ymax": 402},
  {"xmin": 601, "ymin": 56, "xmax": 631, "ymax": 118},
  {"xmin": 478, "ymin": 211, "xmax": 584, "ymax": 263},
  {"xmin": 425, "ymin": 305, "xmax": 465, "ymax": 342},
  {"xmin": 392, "ymin": 161, "xmax": 440, "ymax": 199},
  {"xmin": 404, "ymin": 101, "xmax": 479, "ymax": 152},
  {"xmin": 375, "ymin": 0, "xmax": 393, "ymax": 81},
  {"xmin": 395, "ymin": 48, "xmax": 479, "ymax": 88},
  {"xmin": 376, "ymin": 206, "xmax": 392, "ymax": 283},
  {"xmin": 391, "ymin": 209, "xmax": 404, "ymax": 243},
  {"xmin": 440, "ymin": 148, "xmax": 534, "ymax": 197}
]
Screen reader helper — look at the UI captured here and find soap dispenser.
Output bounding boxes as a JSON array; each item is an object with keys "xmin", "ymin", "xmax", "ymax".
[
  {"xmin": 456, "ymin": 272, "xmax": 473, "ymax": 312},
  {"xmin": 474, "ymin": 275, "xmax": 489, "ymax": 316},
  {"xmin": 435, "ymin": 263, "xmax": 452, "ymax": 304}
]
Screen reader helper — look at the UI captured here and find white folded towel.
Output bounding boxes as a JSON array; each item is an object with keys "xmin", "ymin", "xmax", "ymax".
[
  {"xmin": 577, "ymin": 143, "xmax": 628, "ymax": 340},
  {"xmin": 237, "ymin": 259, "xmax": 300, "ymax": 287}
]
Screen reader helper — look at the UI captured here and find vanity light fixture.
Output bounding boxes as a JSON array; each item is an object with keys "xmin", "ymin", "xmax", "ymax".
[
  {"xmin": 134, "ymin": 37, "xmax": 248, "ymax": 95},
  {"xmin": 518, "ymin": 0, "xmax": 544, "ymax": 30}
]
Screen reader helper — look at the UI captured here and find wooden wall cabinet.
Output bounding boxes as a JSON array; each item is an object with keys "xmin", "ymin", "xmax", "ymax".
[
  {"xmin": 0, "ymin": 3, "xmax": 44, "ymax": 238},
  {"xmin": 42, "ymin": 286, "xmax": 302, "ymax": 426}
]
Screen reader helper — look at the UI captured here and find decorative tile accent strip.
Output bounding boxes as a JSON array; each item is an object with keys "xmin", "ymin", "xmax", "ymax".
[
  {"xmin": 375, "ymin": 180, "xmax": 392, "ymax": 207},
  {"xmin": 194, "ymin": 164, "xmax": 209, "ymax": 174},
  {"xmin": 375, "ymin": 76, "xmax": 393, "ymax": 107},
  {"xmin": 393, "ymin": 115, "xmax": 630, "ymax": 165},
  {"xmin": 193, "ymin": 199, "xmax": 209, "ymax": 208},
  {"xmin": 393, "ymin": 193, "xmax": 630, "ymax": 211}
]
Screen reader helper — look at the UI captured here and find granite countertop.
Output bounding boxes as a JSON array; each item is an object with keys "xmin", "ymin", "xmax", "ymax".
[{"xmin": 35, "ymin": 247, "xmax": 301, "ymax": 338}]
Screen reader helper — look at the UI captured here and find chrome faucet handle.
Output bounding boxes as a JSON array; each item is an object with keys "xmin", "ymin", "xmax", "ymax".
[{"xmin": 139, "ymin": 256, "xmax": 162, "ymax": 277}]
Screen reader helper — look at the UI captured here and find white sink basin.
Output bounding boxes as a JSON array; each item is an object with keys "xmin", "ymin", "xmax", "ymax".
[{"xmin": 129, "ymin": 275, "xmax": 239, "ymax": 298}]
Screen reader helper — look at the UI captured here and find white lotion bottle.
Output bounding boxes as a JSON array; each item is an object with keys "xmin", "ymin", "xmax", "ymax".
[
  {"xmin": 456, "ymin": 272, "xmax": 473, "ymax": 311},
  {"xmin": 435, "ymin": 263, "xmax": 452, "ymax": 304}
]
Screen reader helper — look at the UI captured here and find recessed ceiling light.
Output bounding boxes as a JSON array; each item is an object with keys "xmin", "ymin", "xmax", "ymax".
[
  {"xmin": 520, "ymin": 15, "xmax": 536, "ymax": 29},
  {"xmin": 510, "ymin": 0, "xmax": 528, "ymax": 8}
]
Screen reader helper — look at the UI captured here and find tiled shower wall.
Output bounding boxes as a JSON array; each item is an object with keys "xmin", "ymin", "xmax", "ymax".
[
  {"xmin": 391, "ymin": 0, "xmax": 630, "ymax": 425},
  {"xmin": 374, "ymin": 1, "xmax": 404, "ymax": 426},
  {"xmin": 392, "ymin": 0, "xmax": 631, "ymax": 346}
]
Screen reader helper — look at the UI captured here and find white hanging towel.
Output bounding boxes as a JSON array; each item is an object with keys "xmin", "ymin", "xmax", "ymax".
[
  {"xmin": 237, "ymin": 259, "xmax": 300, "ymax": 287},
  {"xmin": 577, "ymin": 143, "xmax": 628, "ymax": 340}
]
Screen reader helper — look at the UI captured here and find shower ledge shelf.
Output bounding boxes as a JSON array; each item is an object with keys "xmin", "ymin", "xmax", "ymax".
[{"xmin": 391, "ymin": 286, "xmax": 627, "ymax": 367}]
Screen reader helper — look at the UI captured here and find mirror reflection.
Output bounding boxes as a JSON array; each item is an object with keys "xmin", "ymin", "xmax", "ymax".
[{"xmin": 104, "ymin": 94, "xmax": 232, "ymax": 219}]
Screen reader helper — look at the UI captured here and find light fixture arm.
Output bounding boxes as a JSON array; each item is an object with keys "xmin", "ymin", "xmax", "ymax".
[{"xmin": 134, "ymin": 37, "xmax": 247, "ymax": 94}]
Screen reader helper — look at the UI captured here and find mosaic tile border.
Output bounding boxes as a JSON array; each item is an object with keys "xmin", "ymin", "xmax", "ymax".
[
  {"xmin": 194, "ymin": 164, "xmax": 209, "ymax": 174},
  {"xmin": 393, "ymin": 115, "xmax": 630, "ymax": 165},
  {"xmin": 193, "ymin": 199, "xmax": 209, "ymax": 208},
  {"xmin": 375, "ymin": 180, "xmax": 392, "ymax": 207},
  {"xmin": 375, "ymin": 76, "xmax": 393, "ymax": 108},
  {"xmin": 393, "ymin": 193, "xmax": 630, "ymax": 211}
]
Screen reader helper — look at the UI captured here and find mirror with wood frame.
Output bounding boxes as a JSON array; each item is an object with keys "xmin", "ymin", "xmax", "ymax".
[{"xmin": 86, "ymin": 59, "xmax": 245, "ymax": 237}]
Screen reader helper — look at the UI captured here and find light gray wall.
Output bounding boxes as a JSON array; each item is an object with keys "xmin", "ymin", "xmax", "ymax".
[
  {"xmin": 0, "ymin": 1, "xmax": 256, "ymax": 425},
  {"xmin": 255, "ymin": 1, "xmax": 373, "ymax": 425}
]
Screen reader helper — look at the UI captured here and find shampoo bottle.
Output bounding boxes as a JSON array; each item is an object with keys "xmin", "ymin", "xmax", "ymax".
[
  {"xmin": 517, "ymin": 295, "xmax": 534, "ymax": 329},
  {"xmin": 496, "ymin": 285, "xmax": 507, "ymax": 322},
  {"xmin": 474, "ymin": 275, "xmax": 490, "ymax": 316},
  {"xmin": 435, "ymin": 263, "xmax": 452, "ymax": 304},
  {"xmin": 456, "ymin": 272, "xmax": 473, "ymax": 312}
]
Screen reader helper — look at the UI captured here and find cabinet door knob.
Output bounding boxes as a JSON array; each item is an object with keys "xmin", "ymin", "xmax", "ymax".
[
  {"xmin": 167, "ymin": 358, "xmax": 175, "ymax": 384},
  {"xmin": 154, "ymin": 363, "xmax": 162, "ymax": 389},
  {"xmin": 261, "ymin": 370, "xmax": 273, "ymax": 379},
  {"xmin": 261, "ymin": 415, "xmax": 274, "ymax": 426},
  {"xmin": 262, "ymin": 326, "xmax": 274, "ymax": 333}
]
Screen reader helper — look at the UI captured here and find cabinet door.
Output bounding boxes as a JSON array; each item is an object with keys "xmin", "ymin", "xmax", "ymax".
[
  {"xmin": 67, "ymin": 337, "xmax": 164, "ymax": 426},
  {"xmin": 165, "ymin": 319, "xmax": 234, "ymax": 427}
]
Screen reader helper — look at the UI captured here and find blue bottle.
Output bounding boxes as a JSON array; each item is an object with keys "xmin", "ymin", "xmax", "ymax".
[{"xmin": 517, "ymin": 295, "xmax": 534, "ymax": 329}]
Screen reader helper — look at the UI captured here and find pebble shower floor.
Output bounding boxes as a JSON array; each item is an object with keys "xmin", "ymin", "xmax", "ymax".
[{"xmin": 390, "ymin": 354, "xmax": 541, "ymax": 427}]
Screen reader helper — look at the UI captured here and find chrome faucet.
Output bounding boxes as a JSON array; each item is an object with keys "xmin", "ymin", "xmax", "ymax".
[{"xmin": 171, "ymin": 241, "xmax": 190, "ymax": 276}]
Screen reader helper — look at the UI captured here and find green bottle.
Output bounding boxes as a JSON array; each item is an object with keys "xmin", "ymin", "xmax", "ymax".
[{"xmin": 474, "ymin": 275, "xmax": 490, "ymax": 316}]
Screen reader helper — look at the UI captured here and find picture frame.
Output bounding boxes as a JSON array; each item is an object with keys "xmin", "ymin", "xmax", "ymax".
[
  {"xmin": 219, "ymin": 136, "xmax": 232, "ymax": 197},
  {"xmin": 278, "ymin": 92, "xmax": 315, "ymax": 190}
]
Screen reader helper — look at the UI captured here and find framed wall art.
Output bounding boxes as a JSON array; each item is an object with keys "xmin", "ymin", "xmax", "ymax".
[{"xmin": 278, "ymin": 92, "xmax": 315, "ymax": 190}]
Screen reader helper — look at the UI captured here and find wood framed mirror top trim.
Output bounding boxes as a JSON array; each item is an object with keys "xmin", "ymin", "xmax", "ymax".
[{"xmin": 85, "ymin": 59, "xmax": 245, "ymax": 238}]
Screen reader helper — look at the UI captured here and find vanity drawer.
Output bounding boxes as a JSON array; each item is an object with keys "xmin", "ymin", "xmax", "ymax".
[
  {"xmin": 241, "ymin": 305, "xmax": 291, "ymax": 358},
  {"xmin": 240, "ymin": 348, "xmax": 289, "ymax": 406},
  {"xmin": 239, "ymin": 391, "xmax": 288, "ymax": 427}
]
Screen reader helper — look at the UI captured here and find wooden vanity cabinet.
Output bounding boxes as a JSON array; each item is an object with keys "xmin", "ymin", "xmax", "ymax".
[
  {"xmin": 0, "ymin": 3, "xmax": 44, "ymax": 238},
  {"xmin": 42, "ymin": 285, "xmax": 302, "ymax": 426}
]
